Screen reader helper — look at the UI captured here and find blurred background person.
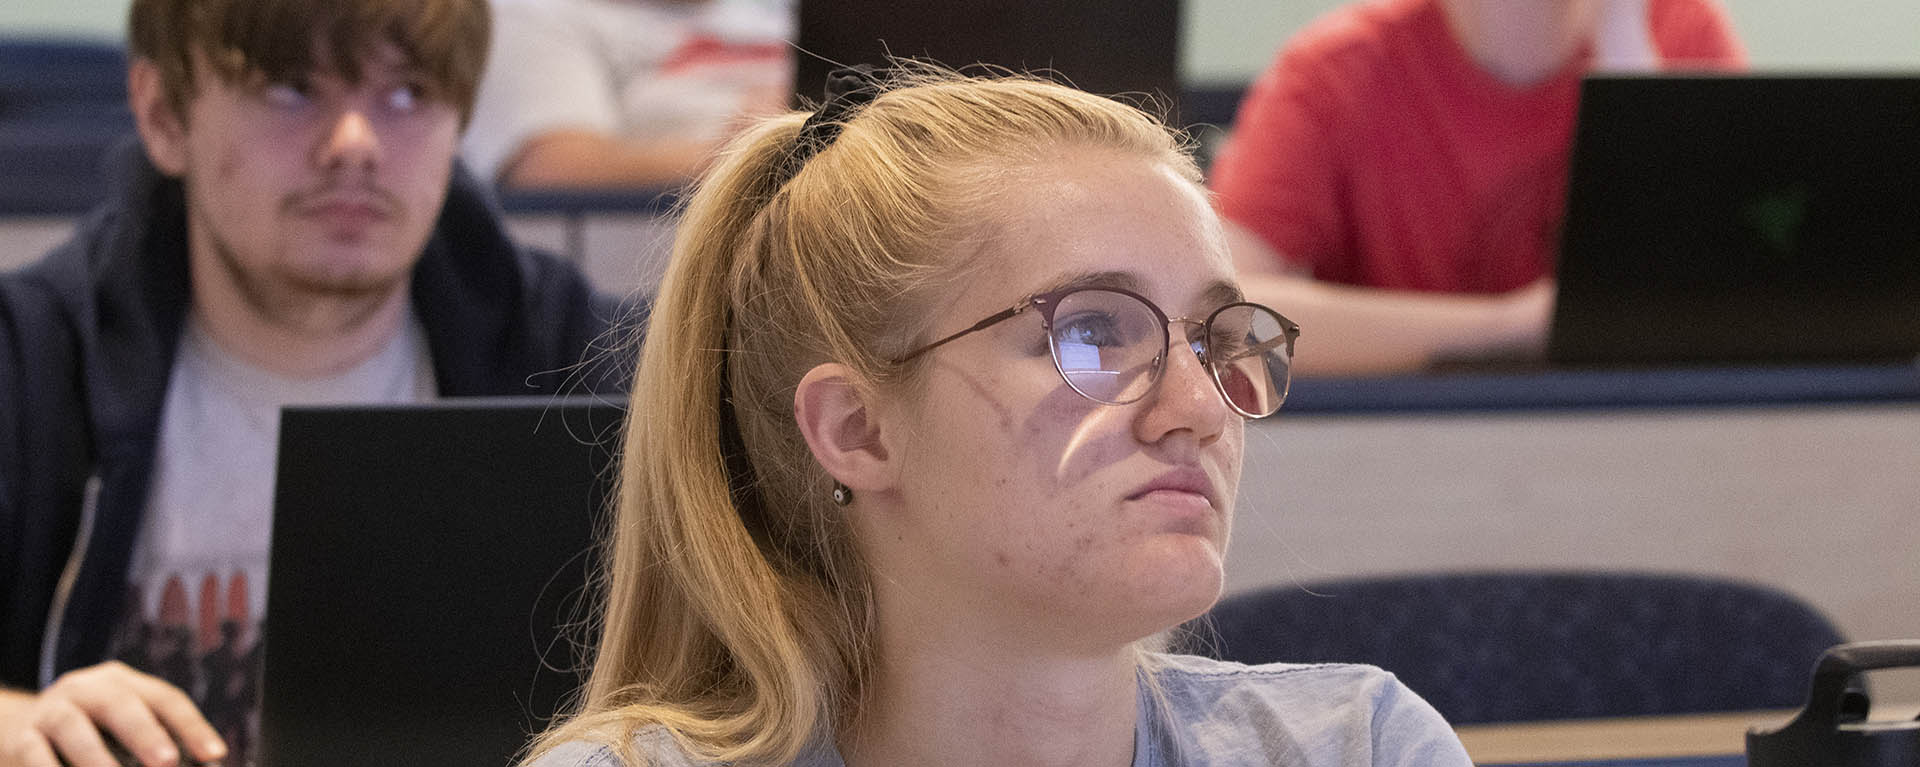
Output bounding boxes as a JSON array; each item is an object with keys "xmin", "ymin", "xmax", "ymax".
[
  {"xmin": 462, "ymin": 0, "xmax": 795, "ymax": 190},
  {"xmin": 1210, "ymin": 0, "xmax": 1744, "ymax": 375}
]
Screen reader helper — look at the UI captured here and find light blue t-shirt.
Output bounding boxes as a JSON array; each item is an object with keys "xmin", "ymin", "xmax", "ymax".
[{"xmin": 529, "ymin": 653, "xmax": 1472, "ymax": 767}]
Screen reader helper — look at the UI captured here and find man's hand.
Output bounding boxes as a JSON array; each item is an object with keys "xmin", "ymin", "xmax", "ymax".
[
  {"xmin": 0, "ymin": 662, "xmax": 226, "ymax": 767},
  {"xmin": 1492, "ymin": 277, "xmax": 1557, "ymax": 357}
]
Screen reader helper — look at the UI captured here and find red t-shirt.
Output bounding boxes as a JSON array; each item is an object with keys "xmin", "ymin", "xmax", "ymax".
[{"xmin": 1210, "ymin": 0, "xmax": 1746, "ymax": 293}]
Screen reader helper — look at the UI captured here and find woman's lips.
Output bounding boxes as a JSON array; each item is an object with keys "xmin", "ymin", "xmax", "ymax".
[
  {"xmin": 1127, "ymin": 467, "xmax": 1220, "ymax": 533},
  {"xmin": 1133, "ymin": 487, "xmax": 1213, "ymax": 512},
  {"xmin": 1127, "ymin": 467, "xmax": 1217, "ymax": 508}
]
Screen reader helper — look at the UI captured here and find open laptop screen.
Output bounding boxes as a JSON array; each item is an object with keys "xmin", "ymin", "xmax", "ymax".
[{"xmin": 1549, "ymin": 74, "xmax": 1920, "ymax": 367}]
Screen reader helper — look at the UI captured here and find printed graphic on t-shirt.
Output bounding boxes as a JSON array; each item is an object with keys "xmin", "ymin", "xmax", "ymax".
[
  {"xmin": 621, "ymin": 34, "xmax": 791, "ymax": 141},
  {"xmin": 111, "ymin": 571, "xmax": 263, "ymax": 766}
]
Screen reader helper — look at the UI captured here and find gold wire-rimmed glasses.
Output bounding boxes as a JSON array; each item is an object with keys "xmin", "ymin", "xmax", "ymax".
[{"xmin": 893, "ymin": 285, "xmax": 1300, "ymax": 418}]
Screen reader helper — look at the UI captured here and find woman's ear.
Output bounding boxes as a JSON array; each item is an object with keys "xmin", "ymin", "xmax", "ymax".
[
  {"xmin": 128, "ymin": 58, "xmax": 190, "ymax": 176},
  {"xmin": 794, "ymin": 363, "xmax": 893, "ymax": 496}
]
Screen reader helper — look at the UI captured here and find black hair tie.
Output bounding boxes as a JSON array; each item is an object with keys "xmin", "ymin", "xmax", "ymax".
[{"xmin": 772, "ymin": 64, "xmax": 884, "ymax": 186}]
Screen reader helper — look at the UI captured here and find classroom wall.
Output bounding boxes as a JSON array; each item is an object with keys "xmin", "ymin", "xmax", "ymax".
[
  {"xmin": 8, "ymin": 0, "xmax": 1920, "ymax": 82},
  {"xmin": 0, "ymin": 0, "xmax": 122, "ymax": 39},
  {"xmin": 1180, "ymin": 0, "xmax": 1920, "ymax": 85}
]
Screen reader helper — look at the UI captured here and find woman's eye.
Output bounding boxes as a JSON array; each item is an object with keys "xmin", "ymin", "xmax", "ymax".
[
  {"xmin": 1055, "ymin": 312, "xmax": 1124, "ymax": 349},
  {"xmin": 1209, "ymin": 330, "xmax": 1250, "ymax": 359}
]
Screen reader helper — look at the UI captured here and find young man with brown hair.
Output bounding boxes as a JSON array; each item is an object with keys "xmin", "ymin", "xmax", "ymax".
[{"xmin": 0, "ymin": 2, "xmax": 628, "ymax": 765}]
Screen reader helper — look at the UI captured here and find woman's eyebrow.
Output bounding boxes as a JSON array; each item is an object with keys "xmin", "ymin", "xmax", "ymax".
[
  {"xmin": 1202, "ymin": 281, "xmax": 1246, "ymax": 308},
  {"xmin": 1026, "ymin": 273, "xmax": 1245, "ymax": 311},
  {"xmin": 1034, "ymin": 270, "xmax": 1146, "ymax": 296}
]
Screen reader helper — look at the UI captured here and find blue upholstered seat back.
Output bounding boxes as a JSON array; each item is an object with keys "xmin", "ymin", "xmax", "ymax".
[
  {"xmin": 1184, "ymin": 571, "xmax": 1845, "ymax": 724},
  {"xmin": 0, "ymin": 36, "xmax": 136, "ymax": 216}
]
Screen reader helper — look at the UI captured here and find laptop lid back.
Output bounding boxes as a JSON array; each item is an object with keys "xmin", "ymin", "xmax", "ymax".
[
  {"xmin": 792, "ymin": 0, "xmax": 1181, "ymax": 118},
  {"xmin": 1549, "ymin": 74, "xmax": 1920, "ymax": 367},
  {"xmin": 262, "ymin": 398, "xmax": 620, "ymax": 767}
]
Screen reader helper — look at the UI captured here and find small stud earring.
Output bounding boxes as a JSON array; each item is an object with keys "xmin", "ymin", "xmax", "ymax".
[{"xmin": 831, "ymin": 481, "xmax": 852, "ymax": 506}]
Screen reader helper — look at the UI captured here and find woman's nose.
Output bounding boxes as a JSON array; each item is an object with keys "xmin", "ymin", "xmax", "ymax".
[{"xmin": 1134, "ymin": 322, "xmax": 1230, "ymax": 446}]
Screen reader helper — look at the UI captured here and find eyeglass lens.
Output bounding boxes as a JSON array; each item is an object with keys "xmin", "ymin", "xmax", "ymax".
[
  {"xmin": 1204, "ymin": 303, "xmax": 1292, "ymax": 417},
  {"xmin": 1046, "ymin": 289, "xmax": 1292, "ymax": 417}
]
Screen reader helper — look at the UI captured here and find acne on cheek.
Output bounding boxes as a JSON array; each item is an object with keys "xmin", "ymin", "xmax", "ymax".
[{"xmin": 1030, "ymin": 520, "xmax": 1102, "ymax": 585}]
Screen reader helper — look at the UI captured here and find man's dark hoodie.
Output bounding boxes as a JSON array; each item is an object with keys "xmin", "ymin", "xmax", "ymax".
[{"xmin": 0, "ymin": 143, "xmax": 634, "ymax": 690}]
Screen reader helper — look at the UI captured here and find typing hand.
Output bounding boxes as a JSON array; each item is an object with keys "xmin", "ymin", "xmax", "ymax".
[{"xmin": 0, "ymin": 662, "xmax": 225, "ymax": 767}]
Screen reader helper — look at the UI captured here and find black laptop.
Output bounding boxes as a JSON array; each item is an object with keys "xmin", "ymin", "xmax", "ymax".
[
  {"xmin": 792, "ymin": 0, "xmax": 1181, "ymax": 119},
  {"xmin": 262, "ymin": 397, "xmax": 622, "ymax": 767},
  {"xmin": 1548, "ymin": 74, "xmax": 1920, "ymax": 367}
]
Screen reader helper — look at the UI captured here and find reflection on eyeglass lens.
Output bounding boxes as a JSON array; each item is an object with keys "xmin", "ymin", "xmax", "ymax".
[{"xmin": 1043, "ymin": 289, "xmax": 1293, "ymax": 417}]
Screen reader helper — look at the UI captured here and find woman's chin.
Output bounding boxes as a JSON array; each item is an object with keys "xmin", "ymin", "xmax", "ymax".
[{"xmin": 1119, "ymin": 539, "xmax": 1227, "ymax": 634}]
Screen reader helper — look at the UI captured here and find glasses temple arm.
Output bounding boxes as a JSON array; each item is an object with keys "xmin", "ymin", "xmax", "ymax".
[{"xmin": 892, "ymin": 304, "xmax": 1029, "ymax": 364}]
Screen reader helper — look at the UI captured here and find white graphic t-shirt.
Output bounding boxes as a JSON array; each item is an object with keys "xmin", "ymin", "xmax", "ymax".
[
  {"xmin": 461, "ymin": 0, "xmax": 796, "ymax": 182},
  {"xmin": 112, "ymin": 314, "xmax": 434, "ymax": 766}
]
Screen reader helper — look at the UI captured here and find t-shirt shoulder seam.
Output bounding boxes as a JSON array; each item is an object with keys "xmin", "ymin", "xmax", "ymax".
[{"xmin": 1161, "ymin": 659, "xmax": 1388, "ymax": 682}]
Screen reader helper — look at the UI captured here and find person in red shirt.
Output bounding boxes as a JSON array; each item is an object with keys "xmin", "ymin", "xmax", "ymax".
[{"xmin": 1211, "ymin": 0, "xmax": 1745, "ymax": 375}]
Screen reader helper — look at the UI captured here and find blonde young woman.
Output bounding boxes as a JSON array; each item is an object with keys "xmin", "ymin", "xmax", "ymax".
[{"xmin": 525, "ymin": 69, "xmax": 1473, "ymax": 767}]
